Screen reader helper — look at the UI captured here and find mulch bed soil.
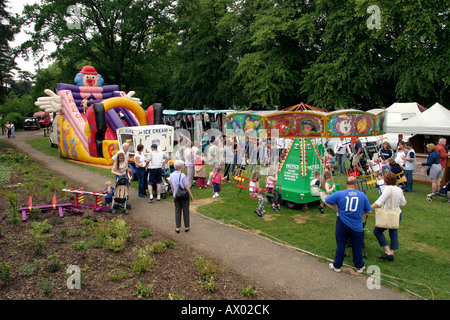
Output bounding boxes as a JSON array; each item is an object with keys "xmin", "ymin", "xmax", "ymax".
[{"xmin": 0, "ymin": 140, "xmax": 287, "ymax": 300}]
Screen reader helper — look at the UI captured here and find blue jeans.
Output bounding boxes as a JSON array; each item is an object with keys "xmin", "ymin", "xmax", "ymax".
[
  {"xmin": 337, "ymin": 154, "xmax": 346, "ymax": 173},
  {"xmin": 404, "ymin": 170, "xmax": 413, "ymax": 192},
  {"xmin": 137, "ymin": 167, "xmax": 146, "ymax": 197},
  {"xmin": 333, "ymin": 217, "xmax": 365, "ymax": 269},
  {"xmin": 373, "ymin": 214, "xmax": 402, "ymax": 250}
]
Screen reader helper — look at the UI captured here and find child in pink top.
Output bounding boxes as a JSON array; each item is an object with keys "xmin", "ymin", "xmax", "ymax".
[{"xmin": 211, "ymin": 165, "xmax": 225, "ymax": 198}]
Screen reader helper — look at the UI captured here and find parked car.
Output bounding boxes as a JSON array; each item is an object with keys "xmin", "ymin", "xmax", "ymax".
[
  {"xmin": 33, "ymin": 111, "xmax": 52, "ymax": 127},
  {"xmin": 24, "ymin": 117, "xmax": 40, "ymax": 130}
]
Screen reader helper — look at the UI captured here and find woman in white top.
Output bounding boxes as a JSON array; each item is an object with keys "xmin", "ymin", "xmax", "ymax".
[
  {"xmin": 134, "ymin": 144, "xmax": 147, "ymax": 197},
  {"xmin": 371, "ymin": 171, "xmax": 407, "ymax": 261}
]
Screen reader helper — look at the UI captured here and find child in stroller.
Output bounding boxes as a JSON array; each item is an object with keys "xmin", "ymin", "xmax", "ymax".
[
  {"xmin": 426, "ymin": 179, "xmax": 450, "ymax": 203},
  {"xmin": 111, "ymin": 177, "xmax": 131, "ymax": 214}
]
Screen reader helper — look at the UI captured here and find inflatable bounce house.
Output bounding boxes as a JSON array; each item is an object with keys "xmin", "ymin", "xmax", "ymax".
[
  {"xmin": 35, "ymin": 66, "xmax": 162, "ymax": 165},
  {"xmin": 226, "ymin": 103, "xmax": 387, "ymax": 207}
]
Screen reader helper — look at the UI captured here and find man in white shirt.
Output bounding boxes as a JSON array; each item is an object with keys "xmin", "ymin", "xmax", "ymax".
[
  {"xmin": 112, "ymin": 142, "xmax": 130, "ymax": 163},
  {"xmin": 334, "ymin": 138, "xmax": 350, "ymax": 174},
  {"xmin": 146, "ymin": 144, "xmax": 169, "ymax": 202}
]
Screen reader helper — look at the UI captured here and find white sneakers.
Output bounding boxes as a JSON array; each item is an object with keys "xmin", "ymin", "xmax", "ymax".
[
  {"xmin": 329, "ymin": 263, "xmax": 366, "ymax": 274},
  {"xmin": 329, "ymin": 263, "xmax": 341, "ymax": 273},
  {"xmin": 212, "ymin": 193, "xmax": 219, "ymax": 199}
]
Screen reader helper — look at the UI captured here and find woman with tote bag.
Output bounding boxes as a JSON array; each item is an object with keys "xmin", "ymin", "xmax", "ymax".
[
  {"xmin": 170, "ymin": 160, "xmax": 194, "ymax": 233},
  {"xmin": 371, "ymin": 171, "xmax": 407, "ymax": 261}
]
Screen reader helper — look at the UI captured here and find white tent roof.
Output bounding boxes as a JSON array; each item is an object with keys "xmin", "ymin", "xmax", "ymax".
[
  {"xmin": 387, "ymin": 103, "xmax": 450, "ymax": 135},
  {"xmin": 387, "ymin": 102, "xmax": 425, "ymax": 114}
]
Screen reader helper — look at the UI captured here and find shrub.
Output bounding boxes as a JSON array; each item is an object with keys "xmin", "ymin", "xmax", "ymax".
[
  {"xmin": 47, "ymin": 252, "xmax": 62, "ymax": 273},
  {"xmin": 25, "ymin": 219, "xmax": 53, "ymax": 255},
  {"xmin": 134, "ymin": 281, "xmax": 154, "ymax": 299},
  {"xmin": 0, "ymin": 164, "xmax": 12, "ymax": 185},
  {"xmin": 131, "ymin": 246, "xmax": 155, "ymax": 274},
  {"xmin": 193, "ymin": 255, "xmax": 222, "ymax": 277},
  {"xmin": 0, "ymin": 262, "xmax": 12, "ymax": 281},
  {"xmin": 108, "ymin": 268, "xmax": 128, "ymax": 282},
  {"xmin": 193, "ymin": 255, "xmax": 223, "ymax": 294},
  {"xmin": 138, "ymin": 229, "xmax": 152, "ymax": 238},
  {"xmin": 199, "ymin": 275, "xmax": 218, "ymax": 293},
  {"xmin": 90, "ymin": 218, "xmax": 131, "ymax": 252},
  {"xmin": 239, "ymin": 285, "xmax": 261, "ymax": 297}
]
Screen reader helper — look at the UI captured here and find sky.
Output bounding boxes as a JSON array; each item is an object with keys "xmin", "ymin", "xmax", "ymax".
[{"xmin": 8, "ymin": 0, "xmax": 54, "ymax": 78}]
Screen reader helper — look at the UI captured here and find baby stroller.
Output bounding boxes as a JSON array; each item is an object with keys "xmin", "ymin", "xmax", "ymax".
[
  {"xmin": 426, "ymin": 179, "xmax": 450, "ymax": 203},
  {"xmin": 150, "ymin": 168, "xmax": 171, "ymax": 199},
  {"xmin": 160, "ymin": 169, "xmax": 171, "ymax": 198},
  {"xmin": 111, "ymin": 177, "xmax": 131, "ymax": 214}
]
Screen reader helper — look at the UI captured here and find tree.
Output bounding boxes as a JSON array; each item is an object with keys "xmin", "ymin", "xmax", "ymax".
[
  {"xmin": 0, "ymin": 0, "xmax": 20, "ymax": 103},
  {"xmin": 381, "ymin": 0, "xmax": 449, "ymax": 107},
  {"xmin": 298, "ymin": 1, "xmax": 396, "ymax": 110},
  {"xmin": 229, "ymin": 0, "xmax": 316, "ymax": 109},
  {"xmin": 168, "ymin": 0, "xmax": 236, "ymax": 109},
  {"xmin": 299, "ymin": 0, "xmax": 449, "ymax": 110},
  {"xmin": 19, "ymin": 0, "xmax": 177, "ymax": 105}
]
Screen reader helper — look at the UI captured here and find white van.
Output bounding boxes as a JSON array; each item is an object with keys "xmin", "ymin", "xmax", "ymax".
[{"xmin": 116, "ymin": 125, "xmax": 174, "ymax": 155}]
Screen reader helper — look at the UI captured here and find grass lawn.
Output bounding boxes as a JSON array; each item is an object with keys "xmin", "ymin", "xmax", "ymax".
[{"xmin": 28, "ymin": 137, "xmax": 450, "ymax": 300}]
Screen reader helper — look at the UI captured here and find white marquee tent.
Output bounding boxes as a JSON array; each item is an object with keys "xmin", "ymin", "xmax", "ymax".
[
  {"xmin": 387, "ymin": 103, "xmax": 450, "ymax": 136},
  {"xmin": 386, "ymin": 102, "xmax": 425, "ymax": 120}
]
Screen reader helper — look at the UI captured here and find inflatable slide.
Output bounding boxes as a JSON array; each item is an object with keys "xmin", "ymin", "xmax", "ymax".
[{"xmin": 36, "ymin": 65, "xmax": 148, "ymax": 165}]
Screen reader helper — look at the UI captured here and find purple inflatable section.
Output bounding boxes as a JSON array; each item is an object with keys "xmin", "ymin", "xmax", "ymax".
[{"xmin": 56, "ymin": 83, "xmax": 139, "ymax": 138}]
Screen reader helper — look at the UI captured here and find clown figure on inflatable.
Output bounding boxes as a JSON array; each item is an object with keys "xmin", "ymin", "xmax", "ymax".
[{"xmin": 35, "ymin": 65, "xmax": 149, "ymax": 165}]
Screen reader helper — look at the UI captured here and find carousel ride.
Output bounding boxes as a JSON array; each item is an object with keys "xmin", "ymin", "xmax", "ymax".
[{"xmin": 226, "ymin": 103, "xmax": 387, "ymax": 208}]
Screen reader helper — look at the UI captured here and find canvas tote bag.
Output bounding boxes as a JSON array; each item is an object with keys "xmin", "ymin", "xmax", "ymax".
[{"xmin": 375, "ymin": 186, "xmax": 400, "ymax": 229}]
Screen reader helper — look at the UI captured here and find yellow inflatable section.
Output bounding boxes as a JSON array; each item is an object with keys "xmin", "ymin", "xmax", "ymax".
[
  {"xmin": 57, "ymin": 97, "xmax": 147, "ymax": 165},
  {"xmin": 59, "ymin": 115, "xmax": 117, "ymax": 165},
  {"xmin": 103, "ymin": 97, "xmax": 147, "ymax": 124}
]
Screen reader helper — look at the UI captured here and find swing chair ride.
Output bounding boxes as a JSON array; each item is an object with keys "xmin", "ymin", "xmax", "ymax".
[{"xmin": 226, "ymin": 103, "xmax": 388, "ymax": 209}]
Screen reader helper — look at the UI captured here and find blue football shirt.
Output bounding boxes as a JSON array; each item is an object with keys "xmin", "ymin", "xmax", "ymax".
[{"xmin": 325, "ymin": 189, "xmax": 372, "ymax": 232}]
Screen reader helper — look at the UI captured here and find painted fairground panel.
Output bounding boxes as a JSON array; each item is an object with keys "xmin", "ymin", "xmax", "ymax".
[
  {"xmin": 374, "ymin": 110, "xmax": 388, "ymax": 135},
  {"xmin": 326, "ymin": 110, "xmax": 376, "ymax": 137},
  {"xmin": 265, "ymin": 112, "xmax": 326, "ymax": 138},
  {"xmin": 226, "ymin": 112, "xmax": 265, "ymax": 136}
]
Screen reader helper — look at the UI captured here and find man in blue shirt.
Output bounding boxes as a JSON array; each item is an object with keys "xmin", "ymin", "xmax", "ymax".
[{"xmin": 325, "ymin": 176, "xmax": 372, "ymax": 273}]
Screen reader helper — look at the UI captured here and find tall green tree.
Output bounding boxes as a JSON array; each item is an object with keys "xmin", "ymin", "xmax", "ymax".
[
  {"xmin": 299, "ymin": 1, "xmax": 395, "ymax": 110},
  {"xmin": 228, "ymin": 0, "xmax": 316, "ymax": 109},
  {"xmin": 168, "ymin": 0, "xmax": 236, "ymax": 109},
  {"xmin": 19, "ymin": 0, "xmax": 176, "ymax": 105},
  {"xmin": 381, "ymin": 0, "xmax": 449, "ymax": 107},
  {"xmin": 300, "ymin": 0, "xmax": 449, "ymax": 110},
  {"xmin": 0, "ymin": 0, "xmax": 20, "ymax": 103}
]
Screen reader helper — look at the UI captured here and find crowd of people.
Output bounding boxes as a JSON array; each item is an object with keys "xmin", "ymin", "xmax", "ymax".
[
  {"xmin": 106, "ymin": 134, "xmax": 448, "ymax": 274},
  {"xmin": 321, "ymin": 137, "xmax": 449, "ymax": 272}
]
